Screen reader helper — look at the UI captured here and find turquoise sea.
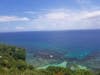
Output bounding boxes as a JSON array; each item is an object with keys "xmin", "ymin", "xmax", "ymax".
[{"xmin": 0, "ymin": 30, "xmax": 100, "ymax": 69}]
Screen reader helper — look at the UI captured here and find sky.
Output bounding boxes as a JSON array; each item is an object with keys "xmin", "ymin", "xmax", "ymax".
[{"xmin": 0, "ymin": 0, "xmax": 100, "ymax": 32}]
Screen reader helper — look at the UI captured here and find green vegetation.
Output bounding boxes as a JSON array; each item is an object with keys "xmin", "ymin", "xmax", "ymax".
[{"xmin": 0, "ymin": 44, "xmax": 99, "ymax": 75}]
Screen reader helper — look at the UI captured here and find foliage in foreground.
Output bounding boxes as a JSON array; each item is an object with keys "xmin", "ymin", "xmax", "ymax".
[
  {"xmin": 0, "ymin": 44, "xmax": 99, "ymax": 75},
  {"xmin": 0, "ymin": 67, "xmax": 97, "ymax": 75}
]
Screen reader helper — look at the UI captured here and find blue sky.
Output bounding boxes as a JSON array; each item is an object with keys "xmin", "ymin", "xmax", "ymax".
[{"xmin": 0, "ymin": 0, "xmax": 100, "ymax": 32}]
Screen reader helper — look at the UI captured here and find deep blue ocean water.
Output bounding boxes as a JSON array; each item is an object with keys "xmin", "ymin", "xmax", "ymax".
[{"xmin": 0, "ymin": 30, "xmax": 100, "ymax": 68}]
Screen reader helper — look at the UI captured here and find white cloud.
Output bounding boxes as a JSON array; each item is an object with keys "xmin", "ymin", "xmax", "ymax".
[
  {"xmin": 29, "ymin": 9, "xmax": 100, "ymax": 30},
  {"xmin": 82, "ymin": 11, "xmax": 100, "ymax": 19},
  {"xmin": 0, "ymin": 16, "xmax": 30, "ymax": 22},
  {"xmin": 15, "ymin": 26, "xmax": 25, "ymax": 30},
  {"xmin": 45, "ymin": 12, "xmax": 68, "ymax": 20},
  {"xmin": 1, "ymin": 8, "xmax": 100, "ymax": 31}
]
